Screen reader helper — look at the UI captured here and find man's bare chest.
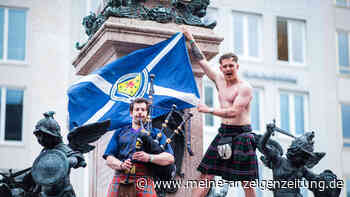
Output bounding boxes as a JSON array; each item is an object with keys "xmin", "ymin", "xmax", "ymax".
[{"xmin": 217, "ymin": 86, "xmax": 238, "ymax": 104}]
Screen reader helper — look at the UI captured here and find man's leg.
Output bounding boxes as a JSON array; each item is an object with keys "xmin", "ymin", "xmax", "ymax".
[
  {"xmin": 192, "ymin": 173, "xmax": 215, "ymax": 197},
  {"xmin": 242, "ymin": 181, "xmax": 256, "ymax": 197}
]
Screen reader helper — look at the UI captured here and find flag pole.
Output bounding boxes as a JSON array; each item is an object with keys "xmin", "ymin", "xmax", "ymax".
[{"xmin": 147, "ymin": 74, "xmax": 155, "ymax": 131}]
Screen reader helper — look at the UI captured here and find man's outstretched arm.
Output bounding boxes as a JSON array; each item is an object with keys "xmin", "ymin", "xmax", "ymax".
[{"xmin": 181, "ymin": 26, "xmax": 218, "ymax": 83}]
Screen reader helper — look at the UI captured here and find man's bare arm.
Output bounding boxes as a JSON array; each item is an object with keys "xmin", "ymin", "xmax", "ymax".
[
  {"xmin": 132, "ymin": 151, "xmax": 174, "ymax": 166},
  {"xmin": 181, "ymin": 27, "xmax": 218, "ymax": 82},
  {"xmin": 198, "ymin": 85, "xmax": 253, "ymax": 118},
  {"xmin": 106, "ymin": 156, "xmax": 133, "ymax": 171},
  {"xmin": 150, "ymin": 152, "xmax": 174, "ymax": 166},
  {"xmin": 213, "ymin": 85, "xmax": 252, "ymax": 118},
  {"xmin": 191, "ymin": 42, "xmax": 218, "ymax": 82}
]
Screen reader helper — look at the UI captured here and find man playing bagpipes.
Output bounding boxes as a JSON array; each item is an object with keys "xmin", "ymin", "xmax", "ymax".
[{"xmin": 103, "ymin": 97, "xmax": 175, "ymax": 197}]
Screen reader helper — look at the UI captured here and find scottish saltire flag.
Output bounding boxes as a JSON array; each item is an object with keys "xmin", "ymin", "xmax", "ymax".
[{"xmin": 68, "ymin": 33, "xmax": 200, "ymax": 130}]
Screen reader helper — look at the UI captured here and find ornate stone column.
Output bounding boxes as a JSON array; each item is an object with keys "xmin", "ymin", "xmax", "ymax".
[{"xmin": 72, "ymin": 17, "xmax": 222, "ymax": 197}]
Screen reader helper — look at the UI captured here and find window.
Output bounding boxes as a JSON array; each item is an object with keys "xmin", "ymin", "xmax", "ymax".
[
  {"xmin": 336, "ymin": 0, "xmax": 350, "ymax": 7},
  {"xmin": 203, "ymin": 77, "xmax": 218, "ymax": 127},
  {"xmin": 0, "ymin": 87, "xmax": 24, "ymax": 142},
  {"xmin": 0, "ymin": 7, "xmax": 27, "ymax": 62},
  {"xmin": 204, "ymin": 85, "xmax": 214, "ymax": 127},
  {"xmin": 232, "ymin": 12, "xmax": 262, "ymax": 60},
  {"xmin": 337, "ymin": 31, "xmax": 350, "ymax": 74},
  {"xmin": 279, "ymin": 91, "xmax": 309, "ymax": 136},
  {"xmin": 277, "ymin": 17, "xmax": 306, "ymax": 65},
  {"xmin": 251, "ymin": 88, "xmax": 264, "ymax": 132},
  {"xmin": 341, "ymin": 104, "xmax": 350, "ymax": 147}
]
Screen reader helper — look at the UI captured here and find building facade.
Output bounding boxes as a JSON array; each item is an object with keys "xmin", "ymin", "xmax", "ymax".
[
  {"xmin": 0, "ymin": 0, "xmax": 98, "ymax": 196},
  {"xmin": 0, "ymin": 0, "xmax": 349, "ymax": 196}
]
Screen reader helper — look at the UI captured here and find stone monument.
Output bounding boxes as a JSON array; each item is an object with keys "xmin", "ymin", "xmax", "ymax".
[{"xmin": 72, "ymin": 1, "xmax": 223, "ymax": 196}]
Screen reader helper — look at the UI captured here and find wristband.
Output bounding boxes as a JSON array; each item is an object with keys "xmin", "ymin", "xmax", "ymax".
[
  {"xmin": 149, "ymin": 154, "xmax": 154, "ymax": 163},
  {"xmin": 189, "ymin": 39, "xmax": 195, "ymax": 45},
  {"xmin": 209, "ymin": 108, "xmax": 214, "ymax": 114}
]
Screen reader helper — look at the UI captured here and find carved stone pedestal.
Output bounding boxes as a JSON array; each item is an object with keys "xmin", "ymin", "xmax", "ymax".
[{"xmin": 72, "ymin": 17, "xmax": 223, "ymax": 197}]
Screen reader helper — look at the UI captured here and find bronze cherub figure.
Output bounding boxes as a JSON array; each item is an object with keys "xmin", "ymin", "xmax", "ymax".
[{"xmin": 256, "ymin": 121, "xmax": 342, "ymax": 197}]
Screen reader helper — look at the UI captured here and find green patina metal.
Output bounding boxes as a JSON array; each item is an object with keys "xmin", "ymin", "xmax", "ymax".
[{"xmin": 76, "ymin": 0, "xmax": 216, "ymax": 50}]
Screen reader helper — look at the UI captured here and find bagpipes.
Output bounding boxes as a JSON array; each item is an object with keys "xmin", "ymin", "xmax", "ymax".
[{"xmin": 135, "ymin": 74, "xmax": 194, "ymax": 181}]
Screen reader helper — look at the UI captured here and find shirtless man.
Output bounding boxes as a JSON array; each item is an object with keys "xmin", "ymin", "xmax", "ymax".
[{"xmin": 182, "ymin": 27, "xmax": 258, "ymax": 197}]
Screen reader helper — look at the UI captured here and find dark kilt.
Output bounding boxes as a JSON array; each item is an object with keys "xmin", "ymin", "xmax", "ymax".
[{"xmin": 197, "ymin": 124, "xmax": 259, "ymax": 181}]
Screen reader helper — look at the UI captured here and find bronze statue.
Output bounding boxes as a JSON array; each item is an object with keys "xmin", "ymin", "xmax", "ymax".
[
  {"xmin": 303, "ymin": 169, "xmax": 342, "ymax": 197},
  {"xmin": 76, "ymin": 0, "xmax": 216, "ymax": 50},
  {"xmin": 75, "ymin": 12, "xmax": 107, "ymax": 50},
  {"xmin": 172, "ymin": 0, "xmax": 215, "ymax": 28},
  {"xmin": 16, "ymin": 111, "xmax": 111, "ymax": 197},
  {"xmin": 256, "ymin": 121, "xmax": 342, "ymax": 197},
  {"xmin": 0, "ymin": 167, "xmax": 36, "ymax": 197}
]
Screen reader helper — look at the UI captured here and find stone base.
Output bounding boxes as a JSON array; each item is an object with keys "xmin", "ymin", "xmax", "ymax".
[{"xmin": 73, "ymin": 17, "xmax": 222, "ymax": 75}]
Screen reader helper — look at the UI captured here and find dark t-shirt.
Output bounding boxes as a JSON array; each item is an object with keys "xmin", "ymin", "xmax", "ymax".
[{"xmin": 103, "ymin": 125, "xmax": 173, "ymax": 161}]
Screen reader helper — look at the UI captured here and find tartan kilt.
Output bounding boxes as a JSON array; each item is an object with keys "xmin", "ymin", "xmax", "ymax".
[
  {"xmin": 107, "ymin": 164, "xmax": 157, "ymax": 197},
  {"xmin": 197, "ymin": 124, "xmax": 259, "ymax": 181}
]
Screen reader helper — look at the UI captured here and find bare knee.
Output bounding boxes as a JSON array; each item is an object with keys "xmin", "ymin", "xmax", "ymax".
[
  {"xmin": 241, "ymin": 181, "xmax": 256, "ymax": 196},
  {"xmin": 199, "ymin": 174, "xmax": 214, "ymax": 181},
  {"xmin": 244, "ymin": 187, "xmax": 256, "ymax": 192},
  {"xmin": 192, "ymin": 174, "xmax": 215, "ymax": 197},
  {"xmin": 241, "ymin": 180, "xmax": 252, "ymax": 186},
  {"xmin": 241, "ymin": 181, "xmax": 257, "ymax": 189}
]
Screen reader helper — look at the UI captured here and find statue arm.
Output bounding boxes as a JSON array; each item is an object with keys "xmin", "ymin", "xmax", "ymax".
[
  {"xmin": 69, "ymin": 152, "xmax": 87, "ymax": 168},
  {"xmin": 64, "ymin": 145, "xmax": 87, "ymax": 168},
  {"xmin": 68, "ymin": 157, "xmax": 79, "ymax": 168},
  {"xmin": 260, "ymin": 125, "xmax": 273, "ymax": 153},
  {"xmin": 260, "ymin": 124, "xmax": 281, "ymax": 164}
]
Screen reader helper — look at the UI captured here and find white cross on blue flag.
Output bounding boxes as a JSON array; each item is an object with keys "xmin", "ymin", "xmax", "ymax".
[{"xmin": 68, "ymin": 33, "xmax": 200, "ymax": 130}]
